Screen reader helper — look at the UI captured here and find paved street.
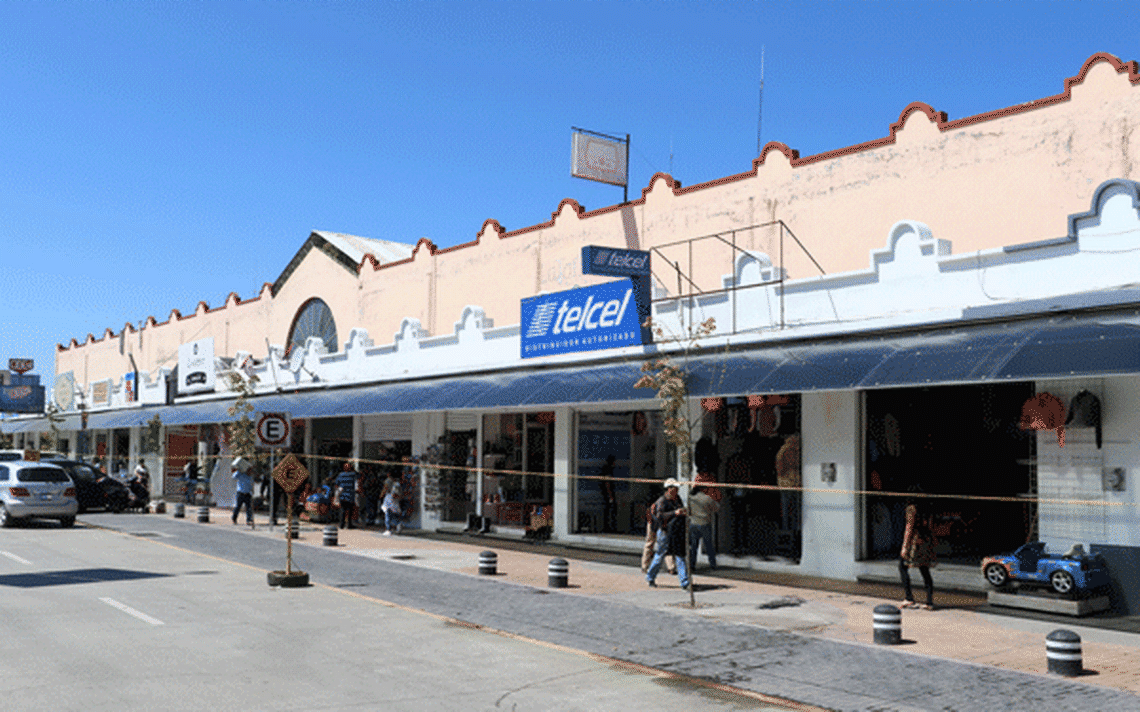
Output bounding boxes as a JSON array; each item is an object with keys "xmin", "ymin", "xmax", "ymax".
[
  {"xmin": 0, "ymin": 520, "xmax": 804, "ymax": 712},
  {"xmin": 9, "ymin": 511, "xmax": 1140, "ymax": 711}
]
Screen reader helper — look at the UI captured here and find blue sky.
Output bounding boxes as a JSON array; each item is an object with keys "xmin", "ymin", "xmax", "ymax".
[{"xmin": 0, "ymin": 1, "xmax": 1136, "ymax": 403}]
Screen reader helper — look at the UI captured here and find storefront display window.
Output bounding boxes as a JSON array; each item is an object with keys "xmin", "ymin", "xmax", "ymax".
[
  {"xmin": 864, "ymin": 383, "xmax": 1035, "ymax": 564},
  {"xmin": 576, "ymin": 410, "xmax": 666, "ymax": 536},
  {"xmin": 703, "ymin": 394, "xmax": 801, "ymax": 561}
]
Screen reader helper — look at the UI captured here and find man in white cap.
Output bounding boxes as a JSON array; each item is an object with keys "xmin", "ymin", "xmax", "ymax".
[{"xmin": 646, "ymin": 478, "xmax": 690, "ymax": 590}]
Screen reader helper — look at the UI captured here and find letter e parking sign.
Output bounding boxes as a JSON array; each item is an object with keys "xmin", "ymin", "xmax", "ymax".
[{"xmin": 256, "ymin": 413, "xmax": 291, "ymax": 449}]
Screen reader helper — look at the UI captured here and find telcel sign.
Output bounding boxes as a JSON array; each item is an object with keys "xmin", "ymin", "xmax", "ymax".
[
  {"xmin": 521, "ymin": 279, "xmax": 643, "ymax": 358},
  {"xmin": 581, "ymin": 246, "xmax": 651, "ymax": 277}
]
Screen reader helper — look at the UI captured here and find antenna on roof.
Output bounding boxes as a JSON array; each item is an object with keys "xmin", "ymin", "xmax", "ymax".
[{"xmin": 756, "ymin": 45, "xmax": 765, "ymax": 157}]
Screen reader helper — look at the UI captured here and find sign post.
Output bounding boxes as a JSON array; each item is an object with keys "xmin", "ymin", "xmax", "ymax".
[
  {"xmin": 269, "ymin": 453, "xmax": 310, "ymax": 587},
  {"xmin": 257, "ymin": 414, "xmax": 291, "ymax": 530}
]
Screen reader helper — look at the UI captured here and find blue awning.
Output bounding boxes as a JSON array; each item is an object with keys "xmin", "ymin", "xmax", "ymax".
[{"xmin": 7, "ymin": 306, "xmax": 1140, "ymax": 434}]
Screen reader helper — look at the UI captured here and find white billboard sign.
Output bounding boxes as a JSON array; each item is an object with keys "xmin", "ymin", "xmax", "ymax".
[
  {"xmin": 571, "ymin": 129, "xmax": 628, "ymax": 187},
  {"xmin": 179, "ymin": 338, "xmax": 216, "ymax": 394}
]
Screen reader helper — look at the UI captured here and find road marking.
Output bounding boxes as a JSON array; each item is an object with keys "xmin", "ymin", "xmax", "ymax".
[
  {"xmin": 99, "ymin": 597, "xmax": 165, "ymax": 626},
  {"xmin": 0, "ymin": 551, "xmax": 32, "ymax": 565}
]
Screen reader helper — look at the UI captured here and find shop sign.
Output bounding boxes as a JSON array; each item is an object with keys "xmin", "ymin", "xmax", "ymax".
[
  {"xmin": 581, "ymin": 245, "xmax": 651, "ymax": 277},
  {"xmin": 8, "ymin": 358, "xmax": 33, "ymax": 374},
  {"xmin": 521, "ymin": 279, "xmax": 643, "ymax": 358},
  {"xmin": 91, "ymin": 380, "xmax": 110, "ymax": 404},
  {"xmin": 178, "ymin": 338, "xmax": 216, "ymax": 394},
  {"xmin": 0, "ymin": 384, "xmax": 44, "ymax": 413}
]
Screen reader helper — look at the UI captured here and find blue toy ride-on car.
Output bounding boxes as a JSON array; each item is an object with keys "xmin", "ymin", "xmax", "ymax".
[{"xmin": 981, "ymin": 541, "xmax": 1110, "ymax": 595}]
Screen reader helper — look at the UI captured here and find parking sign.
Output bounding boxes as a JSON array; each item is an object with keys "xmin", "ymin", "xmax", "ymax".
[{"xmin": 256, "ymin": 413, "xmax": 291, "ymax": 449}]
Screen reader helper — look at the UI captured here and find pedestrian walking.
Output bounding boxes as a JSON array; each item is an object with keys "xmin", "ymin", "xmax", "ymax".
[
  {"xmin": 899, "ymin": 486, "xmax": 936, "ymax": 610},
  {"xmin": 646, "ymin": 479, "xmax": 690, "ymax": 590},
  {"xmin": 641, "ymin": 496, "xmax": 677, "ymax": 574},
  {"xmin": 688, "ymin": 485, "xmax": 720, "ymax": 569},
  {"xmin": 182, "ymin": 459, "xmax": 199, "ymax": 505},
  {"xmin": 336, "ymin": 462, "xmax": 359, "ymax": 529},
  {"xmin": 232, "ymin": 463, "xmax": 254, "ymax": 526},
  {"xmin": 381, "ymin": 469, "xmax": 402, "ymax": 534},
  {"xmin": 382, "ymin": 487, "xmax": 401, "ymax": 535}
]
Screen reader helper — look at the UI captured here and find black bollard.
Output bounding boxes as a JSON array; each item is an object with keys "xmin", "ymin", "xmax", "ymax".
[
  {"xmin": 548, "ymin": 558, "xmax": 569, "ymax": 588},
  {"xmin": 196, "ymin": 506, "xmax": 210, "ymax": 523},
  {"xmin": 872, "ymin": 604, "xmax": 902, "ymax": 645},
  {"xmin": 322, "ymin": 525, "xmax": 338, "ymax": 546},
  {"xmin": 478, "ymin": 551, "xmax": 498, "ymax": 575},
  {"xmin": 1046, "ymin": 629, "xmax": 1082, "ymax": 677},
  {"xmin": 173, "ymin": 503, "xmax": 185, "ymax": 519}
]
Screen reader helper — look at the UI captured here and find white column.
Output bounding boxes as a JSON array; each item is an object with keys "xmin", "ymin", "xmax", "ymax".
[
  {"xmin": 351, "ymin": 415, "xmax": 362, "ymax": 467},
  {"xmin": 799, "ymin": 390, "xmax": 861, "ymax": 580},
  {"xmin": 474, "ymin": 413, "xmax": 484, "ymax": 517},
  {"xmin": 552, "ymin": 406, "xmax": 573, "ymax": 539}
]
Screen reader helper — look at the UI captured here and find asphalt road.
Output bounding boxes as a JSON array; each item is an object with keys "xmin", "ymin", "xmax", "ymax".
[
  {"xmin": 0, "ymin": 519, "xmax": 801, "ymax": 712},
  {"xmin": 17, "ymin": 512, "xmax": 1140, "ymax": 712}
]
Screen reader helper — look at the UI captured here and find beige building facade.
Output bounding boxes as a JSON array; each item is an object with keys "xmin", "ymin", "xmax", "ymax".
[{"xmin": 8, "ymin": 53, "xmax": 1140, "ymax": 612}]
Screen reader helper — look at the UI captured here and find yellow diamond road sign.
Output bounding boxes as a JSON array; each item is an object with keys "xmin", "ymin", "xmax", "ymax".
[{"xmin": 272, "ymin": 453, "xmax": 309, "ymax": 493}]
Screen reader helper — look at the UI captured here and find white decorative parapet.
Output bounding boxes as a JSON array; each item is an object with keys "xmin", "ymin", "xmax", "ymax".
[{"xmin": 97, "ymin": 179, "xmax": 1140, "ymax": 402}]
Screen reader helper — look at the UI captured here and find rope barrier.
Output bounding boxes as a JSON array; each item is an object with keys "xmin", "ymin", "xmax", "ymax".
[{"xmin": 104, "ymin": 451, "xmax": 1136, "ymax": 510}]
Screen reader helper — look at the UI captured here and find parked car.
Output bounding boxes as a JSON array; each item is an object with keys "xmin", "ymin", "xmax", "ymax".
[
  {"xmin": 0, "ymin": 449, "xmax": 64, "ymax": 462},
  {"xmin": 42, "ymin": 458, "xmax": 129, "ymax": 513},
  {"xmin": 981, "ymin": 541, "xmax": 1110, "ymax": 595},
  {"xmin": 0, "ymin": 460, "xmax": 78, "ymax": 527}
]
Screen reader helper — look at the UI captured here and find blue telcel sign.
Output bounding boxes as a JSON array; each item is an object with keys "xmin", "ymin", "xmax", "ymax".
[{"xmin": 521, "ymin": 279, "xmax": 644, "ymax": 358}]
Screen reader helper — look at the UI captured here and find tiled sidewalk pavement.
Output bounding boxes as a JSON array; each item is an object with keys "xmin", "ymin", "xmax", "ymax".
[{"xmin": 214, "ymin": 508, "xmax": 1140, "ymax": 697}]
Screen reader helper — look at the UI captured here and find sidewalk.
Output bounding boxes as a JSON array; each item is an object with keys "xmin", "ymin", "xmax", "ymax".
[{"xmin": 210, "ymin": 507, "xmax": 1140, "ymax": 696}]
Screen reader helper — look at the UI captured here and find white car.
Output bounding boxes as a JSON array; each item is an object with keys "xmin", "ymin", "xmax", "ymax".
[{"xmin": 0, "ymin": 460, "xmax": 78, "ymax": 527}]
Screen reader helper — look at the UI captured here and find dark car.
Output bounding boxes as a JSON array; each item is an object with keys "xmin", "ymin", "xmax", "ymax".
[{"xmin": 42, "ymin": 459, "xmax": 129, "ymax": 513}]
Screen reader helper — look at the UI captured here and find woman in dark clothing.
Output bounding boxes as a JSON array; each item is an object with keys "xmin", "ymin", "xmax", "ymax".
[{"xmin": 899, "ymin": 489, "xmax": 937, "ymax": 610}]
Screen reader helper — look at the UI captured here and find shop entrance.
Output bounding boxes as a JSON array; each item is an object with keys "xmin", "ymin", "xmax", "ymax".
[
  {"xmin": 310, "ymin": 417, "xmax": 353, "ymax": 487},
  {"xmin": 864, "ymin": 383, "xmax": 1036, "ymax": 564},
  {"xmin": 482, "ymin": 413, "xmax": 554, "ymax": 527}
]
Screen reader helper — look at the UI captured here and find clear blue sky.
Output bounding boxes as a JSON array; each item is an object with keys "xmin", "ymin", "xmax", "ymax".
[{"xmin": 0, "ymin": 1, "xmax": 1136, "ymax": 403}]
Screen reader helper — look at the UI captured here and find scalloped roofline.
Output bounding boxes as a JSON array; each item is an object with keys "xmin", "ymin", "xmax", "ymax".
[{"xmin": 58, "ymin": 52, "xmax": 1138, "ymax": 353}]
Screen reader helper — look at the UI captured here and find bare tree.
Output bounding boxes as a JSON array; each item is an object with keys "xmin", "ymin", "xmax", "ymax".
[{"xmin": 635, "ymin": 316, "xmax": 716, "ymax": 607}]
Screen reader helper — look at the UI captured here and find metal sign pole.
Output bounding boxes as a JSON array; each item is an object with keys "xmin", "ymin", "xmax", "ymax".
[{"xmin": 286, "ymin": 491, "xmax": 294, "ymax": 574}]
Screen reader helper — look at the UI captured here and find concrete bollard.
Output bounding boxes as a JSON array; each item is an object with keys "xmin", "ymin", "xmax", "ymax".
[
  {"xmin": 548, "ymin": 558, "xmax": 569, "ymax": 588},
  {"xmin": 872, "ymin": 604, "xmax": 902, "ymax": 645},
  {"xmin": 197, "ymin": 506, "xmax": 210, "ymax": 523},
  {"xmin": 322, "ymin": 525, "xmax": 338, "ymax": 546},
  {"xmin": 478, "ymin": 551, "xmax": 498, "ymax": 575},
  {"xmin": 1046, "ymin": 629, "xmax": 1083, "ymax": 677},
  {"xmin": 287, "ymin": 521, "xmax": 300, "ymax": 539},
  {"xmin": 173, "ymin": 503, "xmax": 185, "ymax": 519}
]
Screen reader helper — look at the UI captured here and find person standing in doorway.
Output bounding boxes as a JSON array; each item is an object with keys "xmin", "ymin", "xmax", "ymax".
[
  {"xmin": 899, "ymin": 487, "xmax": 937, "ymax": 610},
  {"xmin": 232, "ymin": 464, "xmax": 254, "ymax": 526},
  {"xmin": 336, "ymin": 461, "xmax": 359, "ymax": 529},
  {"xmin": 599, "ymin": 455, "xmax": 617, "ymax": 533},
  {"xmin": 688, "ymin": 485, "xmax": 720, "ymax": 569}
]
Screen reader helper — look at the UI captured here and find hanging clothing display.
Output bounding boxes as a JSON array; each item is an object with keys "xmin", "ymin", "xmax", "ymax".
[
  {"xmin": 1019, "ymin": 392, "xmax": 1066, "ymax": 447},
  {"xmin": 1065, "ymin": 390, "xmax": 1102, "ymax": 449}
]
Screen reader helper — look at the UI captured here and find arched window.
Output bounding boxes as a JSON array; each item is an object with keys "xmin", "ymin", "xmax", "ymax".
[{"xmin": 287, "ymin": 298, "xmax": 338, "ymax": 355}]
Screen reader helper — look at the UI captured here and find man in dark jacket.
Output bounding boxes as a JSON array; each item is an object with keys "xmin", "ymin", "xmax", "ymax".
[{"xmin": 646, "ymin": 478, "xmax": 690, "ymax": 590}]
